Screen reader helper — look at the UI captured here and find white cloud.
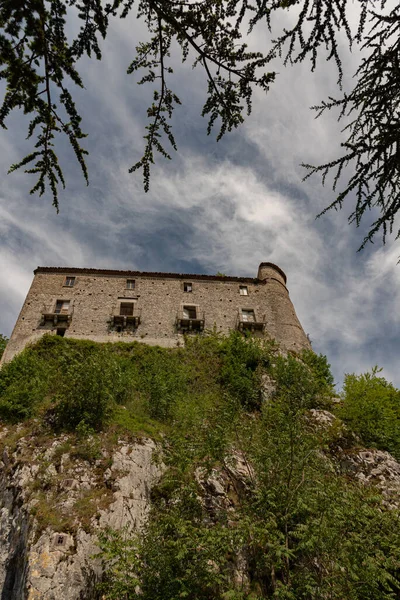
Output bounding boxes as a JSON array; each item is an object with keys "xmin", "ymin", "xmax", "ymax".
[{"xmin": 0, "ymin": 4, "xmax": 399, "ymax": 390}]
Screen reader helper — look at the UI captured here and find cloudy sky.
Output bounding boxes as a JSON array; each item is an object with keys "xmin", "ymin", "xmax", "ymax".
[{"xmin": 1, "ymin": 4, "xmax": 399, "ymax": 389}]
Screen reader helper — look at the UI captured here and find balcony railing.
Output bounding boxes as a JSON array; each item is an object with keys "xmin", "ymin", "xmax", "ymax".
[
  {"xmin": 236, "ymin": 311, "xmax": 266, "ymax": 332},
  {"xmin": 40, "ymin": 305, "xmax": 74, "ymax": 326},
  {"xmin": 176, "ymin": 309, "xmax": 205, "ymax": 331},
  {"xmin": 110, "ymin": 308, "xmax": 142, "ymax": 329}
]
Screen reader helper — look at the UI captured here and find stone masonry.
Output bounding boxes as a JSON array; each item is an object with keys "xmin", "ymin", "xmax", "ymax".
[{"xmin": 1, "ymin": 262, "xmax": 311, "ymax": 364}]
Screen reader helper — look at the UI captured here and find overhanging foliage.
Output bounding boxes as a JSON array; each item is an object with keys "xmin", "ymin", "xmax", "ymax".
[{"xmin": 1, "ymin": 1, "xmax": 400, "ymax": 248}]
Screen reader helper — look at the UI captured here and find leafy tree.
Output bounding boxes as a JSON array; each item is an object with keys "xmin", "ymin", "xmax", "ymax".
[
  {"xmin": 52, "ymin": 346, "xmax": 131, "ymax": 431},
  {"xmin": 339, "ymin": 367, "xmax": 400, "ymax": 460},
  {"xmin": 0, "ymin": 344, "xmax": 50, "ymax": 421},
  {"xmin": 243, "ymin": 373, "xmax": 400, "ymax": 599},
  {"xmin": 218, "ymin": 331, "xmax": 266, "ymax": 410},
  {"xmin": 300, "ymin": 349, "xmax": 335, "ymax": 394},
  {"xmin": 1, "ymin": 0, "xmax": 400, "ymax": 248},
  {"xmin": 0, "ymin": 334, "xmax": 7, "ymax": 360},
  {"xmin": 0, "ymin": 0, "xmax": 273, "ymax": 208}
]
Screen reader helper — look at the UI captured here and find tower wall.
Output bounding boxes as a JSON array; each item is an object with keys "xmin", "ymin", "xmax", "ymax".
[
  {"xmin": 257, "ymin": 263, "xmax": 311, "ymax": 353},
  {"xmin": 257, "ymin": 262, "xmax": 287, "ymax": 286}
]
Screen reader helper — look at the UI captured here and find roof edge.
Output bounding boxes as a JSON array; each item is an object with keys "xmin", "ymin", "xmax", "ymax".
[
  {"xmin": 258, "ymin": 262, "xmax": 287, "ymax": 284},
  {"xmin": 34, "ymin": 266, "xmax": 262, "ymax": 284}
]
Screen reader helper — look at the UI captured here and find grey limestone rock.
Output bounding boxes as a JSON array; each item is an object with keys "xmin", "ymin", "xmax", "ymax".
[
  {"xmin": 340, "ymin": 448, "xmax": 400, "ymax": 509},
  {"xmin": 309, "ymin": 410, "xmax": 400, "ymax": 509},
  {"xmin": 0, "ymin": 432, "xmax": 163, "ymax": 599}
]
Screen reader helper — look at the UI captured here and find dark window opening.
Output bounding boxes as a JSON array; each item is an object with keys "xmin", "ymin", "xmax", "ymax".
[
  {"xmin": 64, "ymin": 276, "xmax": 75, "ymax": 287},
  {"xmin": 120, "ymin": 302, "xmax": 134, "ymax": 316},
  {"xmin": 184, "ymin": 282, "xmax": 193, "ymax": 293},
  {"xmin": 183, "ymin": 305, "xmax": 197, "ymax": 319},
  {"xmin": 55, "ymin": 300, "xmax": 70, "ymax": 314},
  {"xmin": 126, "ymin": 279, "xmax": 135, "ymax": 290},
  {"xmin": 56, "ymin": 328, "xmax": 66, "ymax": 337},
  {"xmin": 116, "ymin": 325, "xmax": 122, "ymax": 333}
]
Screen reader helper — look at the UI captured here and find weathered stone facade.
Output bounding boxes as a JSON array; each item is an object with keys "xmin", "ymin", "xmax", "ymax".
[{"xmin": 1, "ymin": 262, "xmax": 310, "ymax": 364}]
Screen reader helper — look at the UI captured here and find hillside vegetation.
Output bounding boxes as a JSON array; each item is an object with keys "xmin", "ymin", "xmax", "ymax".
[{"xmin": 1, "ymin": 334, "xmax": 400, "ymax": 599}]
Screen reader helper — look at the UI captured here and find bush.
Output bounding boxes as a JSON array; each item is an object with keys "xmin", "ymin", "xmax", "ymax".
[
  {"xmin": 218, "ymin": 332, "xmax": 266, "ymax": 409},
  {"xmin": 99, "ymin": 483, "xmax": 245, "ymax": 600},
  {"xmin": 136, "ymin": 348, "xmax": 188, "ymax": 421},
  {"xmin": 300, "ymin": 349, "xmax": 335, "ymax": 392},
  {"xmin": 272, "ymin": 353, "xmax": 326, "ymax": 411},
  {"xmin": 0, "ymin": 347, "xmax": 50, "ymax": 421},
  {"xmin": 339, "ymin": 368, "xmax": 400, "ymax": 460},
  {"xmin": 3, "ymin": 335, "xmax": 400, "ymax": 598},
  {"xmin": 53, "ymin": 349, "xmax": 129, "ymax": 431},
  {"xmin": 100, "ymin": 373, "xmax": 400, "ymax": 600},
  {"xmin": 0, "ymin": 334, "xmax": 8, "ymax": 361}
]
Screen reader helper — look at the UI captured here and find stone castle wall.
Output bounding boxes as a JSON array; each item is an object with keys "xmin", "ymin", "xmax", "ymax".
[{"xmin": 1, "ymin": 263, "xmax": 310, "ymax": 364}]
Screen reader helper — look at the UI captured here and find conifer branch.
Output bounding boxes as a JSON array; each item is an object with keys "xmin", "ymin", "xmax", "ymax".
[{"xmin": 1, "ymin": 0, "xmax": 400, "ymax": 250}]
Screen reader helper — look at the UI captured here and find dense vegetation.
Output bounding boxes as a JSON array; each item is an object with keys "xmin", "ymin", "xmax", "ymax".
[
  {"xmin": 1, "ymin": 334, "xmax": 400, "ymax": 598},
  {"xmin": 339, "ymin": 368, "xmax": 400, "ymax": 462},
  {"xmin": 0, "ymin": 334, "xmax": 7, "ymax": 361}
]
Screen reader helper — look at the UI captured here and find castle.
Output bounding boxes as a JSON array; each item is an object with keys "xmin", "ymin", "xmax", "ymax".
[{"xmin": 1, "ymin": 262, "xmax": 310, "ymax": 364}]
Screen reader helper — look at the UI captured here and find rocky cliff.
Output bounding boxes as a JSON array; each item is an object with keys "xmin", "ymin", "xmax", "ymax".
[
  {"xmin": 1, "ymin": 409, "xmax": 400, "ymax": 599},
  {"xmin": 1, "ymin": 335, "xmax": 400, "ymax": 599},
  {"xmin": 0, "ymin": 429, "xmax": 161, "ymax": 599}
]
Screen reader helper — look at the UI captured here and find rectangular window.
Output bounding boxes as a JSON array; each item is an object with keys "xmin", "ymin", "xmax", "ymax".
[
  {"xmin": 241, "ymin": 309, "xmax": 255, "ymax": 322},
  {"xmin": 183, "ymin": 305, "xmax": 197, "ymax": 319},
  {"xmin": 55, "ymin": 300, "xmax": 70, "ymax": 314},
  {"xmin": 64, "ymin": 276, "xmax": 75, "ymax": 287},
  {"xmin": 120, "ymin": 302, "xmax": 134, "ymax": 316},
  {"xmin": 126, "ymin": 279, "xmax": 135, "ymax": 290},
  {"xmin": 56, "ymin": 328, "xmax": 66, "ymax": 337},
  {"xmin": 184, "ymin": 282, "xmax": 193, "ymax": 293},
  {"xmin": 239, "ymin": 286, "xmax": 248, "ymax": 296}
]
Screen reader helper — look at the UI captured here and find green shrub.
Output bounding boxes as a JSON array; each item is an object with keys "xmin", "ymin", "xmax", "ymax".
[
  {"xmin": 72, "ymin": 422, "xmax": 102, "ymax": 463},
  {"xmin": 300, "ymin": 349, "xmax": 335, "ymax": 392},
  {"xmin": 100, "ymin": 386, "xmax": 400, "ymax": 600},
  {"xmin": 0, "ymin": 334, "xmax": 8, "ymax": 360},
  {"xmin": 218, "ymin": 332, "xmax": 266, "ymax": 409},
  {"xmin": 0, "ymin": 336, "xmax": 191, "ymax": 428},
  {"xmin": 99, "ymin": 483, "xmax": 245, "ymax": 600},
  {"xmin": 53, "ymin": 349, "xmax": 129, "ymax": 431},
  {"xmin": 272, "ymin": 353, "xmax": 325, "ymax": 411},
  {"xmin": 339, "ymin": 368, "xmax": 400, "ymax": 460},
  {"xmin": 0, "ymin": 347, "xmax": 50, "ymax": 421},
  {"xmin": 136, "ymin": 348, "xmax": 188, "ymax": 421},
  {"xmin": 3, "ymin": 334, "xmax": 400, "ymax": 598}
]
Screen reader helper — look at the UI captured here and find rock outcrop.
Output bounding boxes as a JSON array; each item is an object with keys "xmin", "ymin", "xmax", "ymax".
[
  {"xmin": 309, "ymin": 409, "xmax": 400, "ymax": 510},
  {"xmin": 2, "ymin": 409, "xmax": 400, "ymax": 598},
  {"xmin": 340, "ymin": 448, "xmax": 400, "ymax": 510},
  {"xmin": 0, "ymin": 428, "xmax": 162, "ymax": 599}
]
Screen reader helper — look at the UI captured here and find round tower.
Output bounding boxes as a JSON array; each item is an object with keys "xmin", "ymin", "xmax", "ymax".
[
  {"xmin": 257, "ymin": 262, "xmax": 311, "ymax": 352},
  {"xmin": 257, "ymin": 262, "xmax": 287, "ymax": 286}
]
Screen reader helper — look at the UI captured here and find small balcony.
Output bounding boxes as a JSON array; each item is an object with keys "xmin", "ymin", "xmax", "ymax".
[
  {"xmin": 176, "ymin": 306, "xmax": 205, "ymax": 331},
  {"xmin": 40, "ymin": 301, "xmax": 73, "ymax": 326},
  {"xmin": 237, "ymin": 309, "xmax": 266, "ymax": 333},
  {"xmin": 110, "ymin": 304, "xmax": 141, "ymax": 329}
]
